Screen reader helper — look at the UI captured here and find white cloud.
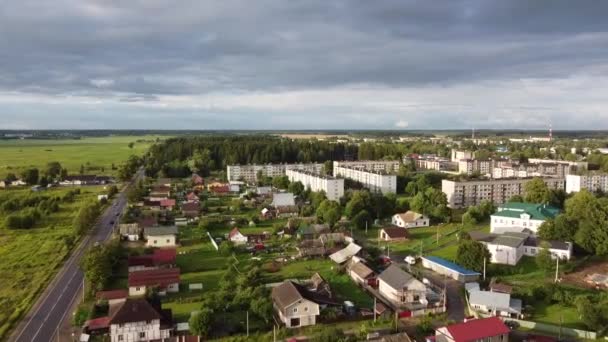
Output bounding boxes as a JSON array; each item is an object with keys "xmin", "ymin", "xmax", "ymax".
[
  {"xmin": 90, "ymin": 79, "xmax": 114, "ymax": 88},
  {"xmin": 395, "ymin": 120, "xmax": 409, "ymax": 128}
]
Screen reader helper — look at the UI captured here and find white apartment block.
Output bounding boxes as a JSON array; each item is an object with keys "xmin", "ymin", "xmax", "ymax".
[
  {"xmin": 286, "ymin": 169, "xmax": 344, "ymax": 201},
  {"xmin": 566, "ymin": 173, "xmax": 608, "ymax": 193},
  {"xmin": 493, "ymin": 161, "xmax": 577, "ymax": 180},
  {"xmin": 442, "ymin": 178, "xmax": 565, "ymax": 209},
  {"xmin": 333, "ymin": 166, "xmax": 397, "ymax": 194},
  {"xmin": 333, "ymin": 160, "xmax": 401, "ymax": 173},
  {"xmin": 451, "ymin": 149, "xmax": 474, "ymax": 162},
  {"xmin": 458, "ymin": 159, "xmax": 492, "ymax": 176},
  {"xmin": 227, "ymin": 163, "xmax": 323, "ymax": 183}
]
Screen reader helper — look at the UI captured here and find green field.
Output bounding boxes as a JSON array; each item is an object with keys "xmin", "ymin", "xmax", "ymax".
[
  {"xmin": 0, "ymin": 186, "xmax": 106, "ymax": 339},
  {"xmin": 0, "ymin": 135, "xmax": 165, "ymax": 178}
]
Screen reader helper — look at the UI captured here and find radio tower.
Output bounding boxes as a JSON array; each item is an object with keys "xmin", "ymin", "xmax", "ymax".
[
  {"xmin": 549, "ymin": 123, "xmax": 553, "ymax": 142},
  {"xmin": 472, "ymin": 127, "xmax": 475, "ymax": 140}
]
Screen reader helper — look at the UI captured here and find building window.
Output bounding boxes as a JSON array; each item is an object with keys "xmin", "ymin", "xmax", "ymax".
[
  {"xmin": 154, "ymin": 240, "xmax": 157, "ymax": 244},
  {"xmin": 118, "ymin": 336, "xmax": 124, "ymax": 341},
  {"xmin": 293, "ymin": 307, "xmax": 298, "ymax": 313},
  {"xmin": 139, "ymin": 332, "xmax": 146, "ymax": 339},
  {"xmin": 166, "ymin": 239, "xmax": 170, "ymax": 243}
]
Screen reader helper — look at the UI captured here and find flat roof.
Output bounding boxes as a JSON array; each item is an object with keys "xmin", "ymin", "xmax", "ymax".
[{"xmin": 422, "ymin": 256, "xmax": 480, "ymax": 276}]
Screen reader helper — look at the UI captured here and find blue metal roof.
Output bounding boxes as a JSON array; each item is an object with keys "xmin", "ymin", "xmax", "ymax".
[{"xmin": 423, "ymin": 256, "xmax": 480, "ymax": 276}]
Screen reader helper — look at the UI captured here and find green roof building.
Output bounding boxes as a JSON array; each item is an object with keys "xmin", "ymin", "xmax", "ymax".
[{"xmin": 490, "ymin": 202, "xmax": 560, "ymax": 235}]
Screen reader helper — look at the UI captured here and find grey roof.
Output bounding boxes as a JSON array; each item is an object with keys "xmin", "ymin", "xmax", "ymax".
[
  {"xmin": 524, "ymin": 237, "xmax": 571, "ymax": 251},
  {"xmin": 144, "ymin": 226, "xmax": 178, "ymax": 236},
  {"xmin": 329, "ymin": 243, "xmax": 362, "ymax": 264},
  {"xmin": 271, "ymin": 193, "xmax": 296, "ymax": 207},
  {"xmin": 377, "ymin": 265, "xmax": 425, "ymax": 291},
  {"xmin": 492, "ymin": 234, "xmax": 526, "ymax": 248},
  {"xmin": 350, "ymin": 261, "xmax": 374, "ymax": 279},
  {"xmin": 469, "ymin": 290, "xmax": 512, "ymax": 312},
  {"xmin": 119, "ymin": 223, "xmax": 139, "ymax": 235}
]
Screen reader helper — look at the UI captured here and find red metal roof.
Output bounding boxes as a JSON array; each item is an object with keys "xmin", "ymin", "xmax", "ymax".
[
  {"xmin": 128, "ymin": 268, "xmax": 180, "ymax": 288},
  {"xmin": 228, "ymin": 227, "xmax": 243, "ymax": 239},
  {"xmin": 85, "ymin": 316, "xmax": 110, "ymax": 330},
  {"xmin": 153, "ymin": 248, "xmax": 177, "ymax": 264},
  {"xmin": 160, "ymin": 199, "xmax": 176, "ymax": 207},
  {"xmin": 445, "ymin": 317, "xmax": 510, "ymax": 342},
  {"xmin": 96, "ymin": 289, "xmax": 128, "ymax": 301},
  {"xmin": 128, "ymin": 255, "xmax": 155, "ymax": 267}
]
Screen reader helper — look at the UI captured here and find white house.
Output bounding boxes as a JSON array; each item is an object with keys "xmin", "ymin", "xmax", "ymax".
[
  {"xmin": 144, "ymin": 226, "xmax": 178, "ymax": 247},
  {"xmin": 377, "ymin": 265, "xmax": 427, "ymax": 307},
  {"xmin": 119, "ymin": 223, "xmax": 140, "ymax": 241},
  {"xmin": 228, "ymin": 227, "xmax": 248, "ymax": 245},
  {"xmin": 128, "ymin": 268, "xmax": 180, "ymax": 296},
  {"xmin": 490, "ymin": 202, "xmax": 559, "ymax": 234},
  {"xmin": 271, "ymin": 281, "xmax": 321, "ymax": 328},
  {"xmin": 468, "ymin": 290, "xmax": 522, "ymax": 318},
  {"xmin": 109, "ymin": 299, "xmax": 172, "ymax": 342},
  {"xmin": 347, "ymin": 260, "xmax": 375, "ymax": 285},
  {"xmin": 391, "ymin": 211, "xmax": 429, "ymax": 228}
]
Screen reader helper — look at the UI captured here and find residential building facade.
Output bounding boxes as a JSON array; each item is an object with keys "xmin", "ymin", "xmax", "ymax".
[
  {"xmin": 333, "ymin": 165, "xmax": 397, "ymax": 194},
  {"xmin": 377, "ymin": 265, "xmax": 428, "ymax": 307},
  {"xmin": 391, "ymin": 211, "xmax": 429, "ymax": 228},
  {"xmin": 442, "ymin": 177, "xmax": 565, "ymax": 209},
  {"xmin": 333, "ymin": 160, "xmax": 401, "ymax": 173},
  {"xmin": 435, "ymin": 317, "xmax": 510, "ymax": 342},
  {"xmin": 458, "ymin": 159, "xmax": 492, "ymax": 176},
  {"xmin": 285, "ymin": 169, "xmax": 344, "ymax": 201},
  {"xmin": 566, "ymin": 173, "xmax": 608, "ymax": 193},
  {"xmin": 271, "ymin": 281, "xmax": 321, "ymax": 328},
  {"xmin": 490, "ymin": 202, "xmax": 559, "ymax": 234},
  {"xmin": 109, "ymin": 299, "xmax": 171, "ymax": 342},
  {"xmin": 227, "ymin": 163, "xmax": 323, "ymax": 183}
]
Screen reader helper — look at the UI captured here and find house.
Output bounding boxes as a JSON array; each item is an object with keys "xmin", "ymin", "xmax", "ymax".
[
  {"xmin": 185, "ymin": 192, "xmax": 199, "ymax": 202},
  {"xmin": 160, "ymin": 199, "xmax": 176, "ymax": 210},
  {"xmin": 119, "ymin": 223, "xmax": 141, "ymax": 241},
  {"xmin": 137, "ymin": 216, "xmax": 158, "ymax": 229},
  {"xmin": 470, "ymin": 231, "xmax": 572, "ymax": 265},
  {"xmin": 434, "ymin": 316, "xmax": 510, "ymax": 342},
  {"xmin": 391, "ymin": 211, "xmax": 429, "ymax": 228},
  {"xmin": 375, "ymin": 333, "xmax": 413, "ymax": 342},
  {"xmin": 256, "ymin": 186, "xmax": 272, "ymax": 196},
  {"xmin": 297, "ymin": 224, "xmax": 330, "ymax": 240},
  {"xmin": 143, "ymin": 200, "xmax": 162, "ymax": 211},
  {"xmin": 144, "ymin": 226, "xmax": 178, "ymax": 247},
  {"xmin": 95, "ymin": 289, "xmax": 128, "ymax": 306},
  {"xmin": 207, "ymin": 182, "xmax": 230, "ymax": 194},
  {"xmin": 468, "ymin": 290, "xmax": 522, "ymax": 318},
  {"xmin": 421, "ymin": 256, "xmax": 480, "ymax": 283},
  {"xmin": 98, "ymin": 194, "xmax": 108, "ymax": 201},
  {"xmin": 108, "ymin": 298, "xmax": 172, "ymax": 342},
  {"xmin": 297, "ymin": 239, "xmax": 327, "ymax": 258},
  {"xmin": 271, "ymin": 192, "xmax": 296, "ymax": 207},
  {"xmin": 377, "ymin": 265, "xmax": 427, "ymax": 307},
  {"xmin": 260, "ymin": 207, "xmax": 273, "ymax": 219},
  {"xmin": 271, "ymin": 280, "xmax": 338, "ymax": 328},
  {"xmin": 128, "ymin": 268, "xmax": 180, "ymax": 296},
  {"xmin": 318, "ymin": 232, "xmax": 348, "ymax": 245},
  {"xmin": 490, "ymin": 202, "xmax": 559, "ymax": 234},
  {"xmin": 191, "ymin": 173, "xmax": 204, "ymax": 185},
  {"xmin": 181, "ymin": 202, "xmax": 200, "ymax": 218},
  {"xmin": 128, "ymin": 248, "xmax": 177, "ymax": 272},
  {"xmin": 348, "ymin": 260, "xmax": 375, "ymax": 285},
  {"xmin": 228, "ymin": 227, "xmax": 248, "ymax": 245},
  {"xmin": 329, "ymin": 243, "xmax": 362, "ymax": 264},
  {"xmin": 59, "ymin": 175, "xmax": 100, "ymax": 186},
  {"xmin": 379, "ymin": 227, "xmax": 409, "ymax": 241}
]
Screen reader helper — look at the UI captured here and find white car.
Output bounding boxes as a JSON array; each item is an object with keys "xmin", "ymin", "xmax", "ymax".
[{"xmin": 404, "ymin": 256, "xmax": 416, "ymax": 265}]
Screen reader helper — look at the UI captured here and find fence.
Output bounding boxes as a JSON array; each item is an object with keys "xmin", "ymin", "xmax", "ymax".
[
  {"xmin": 506, "ymin": 318, "xmax": 597, "ymax": 340},
  {"xmin": 207, "ymin": 232, "xmax": 219, "ymax": 250}
]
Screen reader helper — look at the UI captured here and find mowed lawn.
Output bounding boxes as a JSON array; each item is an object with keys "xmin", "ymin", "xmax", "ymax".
[
  {"xmin": 0, "ymin": 135, "xmax": 165, "ymax": 178},
  {"xmin": 0, "ymin": 186, "xmax": 105, "ymax": 339}
]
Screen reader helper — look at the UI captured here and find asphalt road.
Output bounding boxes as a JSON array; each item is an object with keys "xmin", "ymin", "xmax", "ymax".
[{"xmin": 9, "ymin": 169, "xmax": 143, "ymax": 342}]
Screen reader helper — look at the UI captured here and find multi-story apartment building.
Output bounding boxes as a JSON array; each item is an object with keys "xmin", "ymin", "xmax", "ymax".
[
  {"xmin": 285, "ymin": 169, "xmax": 344, "ymax": 201},
  {"xmin": 566, "ymin": 173, "xmax": 608, "ymax": 193},
  {"xmin": 442, "ymin": 177, "xmax": 565, "ymax": 209},
  {"xmin": 333, "ymin": 160, "xmax": 400, "ymax": 173},
  {"xmin": 457, "ymin": 159, "xmax": 492, "ymax": 176},
  {"xmin": 493, "ymin": 161, "xmax": 577, "ymax": 179},
  {"xmin": 451, "ymin": 149, "xmax": 474, "ymax": 162},
  {"xmin": 333, "ymin": 166, "xmax": 397, "ymax": 194},
  {"xmin": 227, "ymin": 163, "xmax": 323, "ymax": 183},
  {"xmin": 409, "ymin": 154, "xmax": 456, "ymax": 171}
]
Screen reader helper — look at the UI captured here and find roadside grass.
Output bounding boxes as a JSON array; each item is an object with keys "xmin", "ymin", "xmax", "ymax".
[
  {"xmin": 533, "ymin": 302, "xmax": 586, "ymax": 330},
  {"xmin": 0, "ymin": 135, "xmax": 164, "ymax": 178},
  {"xmin": 0, "ymin": 186, "xmax": 105, "ymax": 339}
]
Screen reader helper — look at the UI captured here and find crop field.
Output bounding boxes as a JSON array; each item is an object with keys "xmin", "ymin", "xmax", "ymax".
[
  {"xmin": 0, "ymin": 186, "xmax": 105, "ymax": 339},
  {"xmin": 0, "ymin": 135, "xmax": 166, "ymax": 179}
]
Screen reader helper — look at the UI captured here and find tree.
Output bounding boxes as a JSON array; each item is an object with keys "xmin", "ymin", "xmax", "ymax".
[
  {"xmin": 45, "ymin": 161, "xmax": 62, "ymax": 178},
  {"xmin": 128, "ymin": 142, "xmax": 135, "ymax": 149},
  {"xmin": 288, "ymin": 180, "xmax": 304, "ymax": 196},
  {"xmin": 189, "ymin": 307, "xmax": 213, "ymax": 337},
  {"xmin": 80, "ymin": 164, "xmax": 85, "ymax": 174},
  {"xmin": 524, "ymin": 177, "xmax": 550, "ymax": 203},
  {"xmin": 60, "ymin": 168, "xmax": 68, "ymax": 179},
  {"xmin": 410, "ymin": 187, "xmax": 449, "ymax": 222},
  {"xmin": 20, "ymin": 168, "xmax": 39, "ymax": 185},
  {"xmin": 509, "ymin": 195, "xmax": 524, "ymax": 202},
  {"xmin": 323, "ymin": 160, "xmax": 333, "ymax": 176},
  {"xmin": 538, "ymin": 215, "xmax": 576, "ymax": 241},
  {"xmin": 316, "ymin": 200, "xmax": 341, "ymax": 227},
  {"xmin": 535, "ymin": 241, "xmax": 554, "ymax": 271},
  {"xmin": 4, "ymin": 172, "xmax": 17, "ymax": 182},
  {"xmin": 187, "ymin": 149, "xmax": 214, "ymax": 177},
  {"xmin": 344, "ymin": 190, "xmax": 372, "ymax": 219},
  {"xmin": 461, "ymin": 212, "xmax": 477, "ymax": 226},
  {"xmin": 352, "ymin": 209, "xmax": 372, "ymax": 230},
  {"xmin": 80, "ymin": 243, "xmax": 121, "ymax": 297},
  {"xmin": 564, "ymin": 190, "xmax": 608, "ymax": 254},
  {"xmin": 73, "ymin": 201, "xmax": 101, "ymax": 235},
  {"xmin": 456, "ymin": 240, "xmax": 491, "ymax": 272},
  {"xmin": 273, "ymin": 176, "xmax": 290, "ymax": 190}
]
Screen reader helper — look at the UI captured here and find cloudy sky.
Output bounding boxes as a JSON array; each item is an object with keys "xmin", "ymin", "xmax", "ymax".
[{"xmin": 1, "ymin": 0, "xmax": 607, "ymax": 130}]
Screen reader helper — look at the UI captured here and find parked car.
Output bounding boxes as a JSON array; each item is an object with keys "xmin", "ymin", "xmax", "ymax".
[{"xmin": 404, "ymin": 255, "xmax": 416, "ymax": 265}]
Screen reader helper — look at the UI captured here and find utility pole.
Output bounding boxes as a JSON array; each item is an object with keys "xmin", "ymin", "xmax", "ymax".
[
  {"xmin": 483, "ymin": 257, "xmax": 486, "ymax": 281},
  {"xmin": 82, "ymin": 277, "xmax": 85, "ymax": 302},
  {"xmin": 555, "ymin": 257, "xmax": 560, "ymax": 283},
  {"xmin": 387, "ymin": 244, "xmax": 390, "ymax": 259},
  {"xmin": 273, "ymin": 325, "xmax": 276, "ymax": 342},
  {"xmin": 365, "ymin": 221, "xmax": 368, "ymax": 235},
  {"xmin": 420, "ymin": 242, "xmax": 423, "ymax": 257},
  {"xmin": 246, "ymin": 311, "xmax": 249, "ymax": 337},
  {"xmin": 374, "ymin": 297, "xmax": 377, "ymax": 322}
]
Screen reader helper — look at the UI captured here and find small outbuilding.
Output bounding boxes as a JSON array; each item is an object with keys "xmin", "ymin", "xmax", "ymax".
[{"xmin": 421, "ymin": 256, "xmax": 480, "ymax": 283}]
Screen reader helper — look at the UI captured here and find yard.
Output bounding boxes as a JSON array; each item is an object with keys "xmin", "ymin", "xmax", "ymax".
[
  {"xmin": 0, "ymin": 186, "xmax": 106, "ymax": 339},
  {"xmin": 0, "ymin": 135, "xmax": 165, "ymax": 178}
]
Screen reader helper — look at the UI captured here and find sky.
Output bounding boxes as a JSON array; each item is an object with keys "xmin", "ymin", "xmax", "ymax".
[{"xmin": 1, "ymin": 0, "xmax": 608, "ymax": 130}]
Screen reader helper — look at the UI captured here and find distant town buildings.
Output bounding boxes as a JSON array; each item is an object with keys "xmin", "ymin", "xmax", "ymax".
[
  {"xmin": 442, "ymin": 177, "xmax": 565, "ymax": 209},
  {"xmin": 227, "ymin": 163, "xmax": 323, "ymax": 183},
  {"xmin": 285, "ymin": 169, "xmax": 344, "ymax": 201},
  {"xmin": 333, "ymin": 165, "xmax": 397, "ymax": 194},
  {"xmin": 333, "ymin": 160, "xmax": 401, "ymax": 173},
  {"xmin": 451, "ymin": 149, "xmax": 474, "ymax": 162}
]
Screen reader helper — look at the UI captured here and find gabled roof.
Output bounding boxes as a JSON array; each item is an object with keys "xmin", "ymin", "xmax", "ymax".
[
  {"xmin": 137, "ymin": 216, "xmax": 158, "ymax": 228},
  {"xmin": 329, "ymin": 243, "xmax": 362, "ymax": 264},
  {"xmin": 119, "ymin": 223, "xmax": 139, "ymax": 235},
  {"xmin": 271, "ymin": 281, "xmax": 337, "ymax": 311},
  {"xmin": 524, "ymin": 236, "xmax": 571, "ymax": 251},
  {"xmin": 153, "ymin": 248, "xmax": 177, "ymax": 264},
  {"xmin": 350, "ymin": 261, "xmax": 374, "ymax": 279},
  {"xmin": 181, "ymin": 202, "xmax": 200, "ymax": 211},
  {"xmin": 422, "ymin": 256, "xmax": 480, "ymax": 276},
  {"xmin": 96, "ymin": 289, "xmax": 128, "ymax": 301},
  {"xmin": 229, "ymin": 227, "xmax": 246, "ymax": 239},
  {"xmin": 144, "ymin": 226, "xmax": 178, "ymax": 236},
  {"xmin": 160, "ymin": 199, "xmax": 176, "ymax": 207},
  {"xmin": 394, "ymin": 211, "xmax": 425, "ymax": 222},
  {"xmin": 128, "ymin": 268, "xmax": 180, "ymax": 288},
  {"xmin": 468, "ymin": 290, "xmax": 511, "ymax": 311},
  {"xmin": 442, "ymin": 317, "xmax": 510, "ymax": 342},
  {"xmin": 381, "ymin": 227, "xmax": 409, "ymax": 239},
  {"xmin": 493, "ymin": 202, "xmax": 559, "ymax": 220},
  {"xmin": 271, "ymin": 193, "xmax": 296, "ymax": 207},
  {"xmin": 378, "ymin": 264, "xmax": 425, "ymax": 291},
  {"xmin": 109, "ymin": 298, "xmax": 163, "ymax": 325}
]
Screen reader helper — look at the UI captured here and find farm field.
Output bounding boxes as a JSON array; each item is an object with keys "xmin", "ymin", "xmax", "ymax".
[
  {"xmin": 0, "ymin": 135, "xmax": 167, "ymax": 179},
  {"xmin": 0, "ymin": 186, "xmax": 106, "ymax": 339}
]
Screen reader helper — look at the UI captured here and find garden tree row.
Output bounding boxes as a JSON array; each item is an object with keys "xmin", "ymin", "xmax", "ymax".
[
  {"xmin": 461, "ymin": 200, "xmax": 495, "ymax": 226},
  {"xmin": 189, "ymin": 262, "xmax": 273, "ymax": 338},
  {"xmin": 80, "ymin": 240, "xmax": 124, "ymax": 298},
  {"xmin": 117, "ymin": 155, "xmax": 143, "ymax": 181},
  {"xmin": 1, "ymin": 189, "xmax": 81, "ymax": 229},
  {"xmin": 539, "ymin": 189, "xmax": 608, "ymax": 255}
]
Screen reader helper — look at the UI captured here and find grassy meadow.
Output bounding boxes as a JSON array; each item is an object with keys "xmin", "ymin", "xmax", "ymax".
[
  {"xmin": 0, "ymin": 186, "xmax": 106, "ymax": 339},
  {"xmin": 0, "ymin": 135, "xmax": 166, "ymax": 179}
]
